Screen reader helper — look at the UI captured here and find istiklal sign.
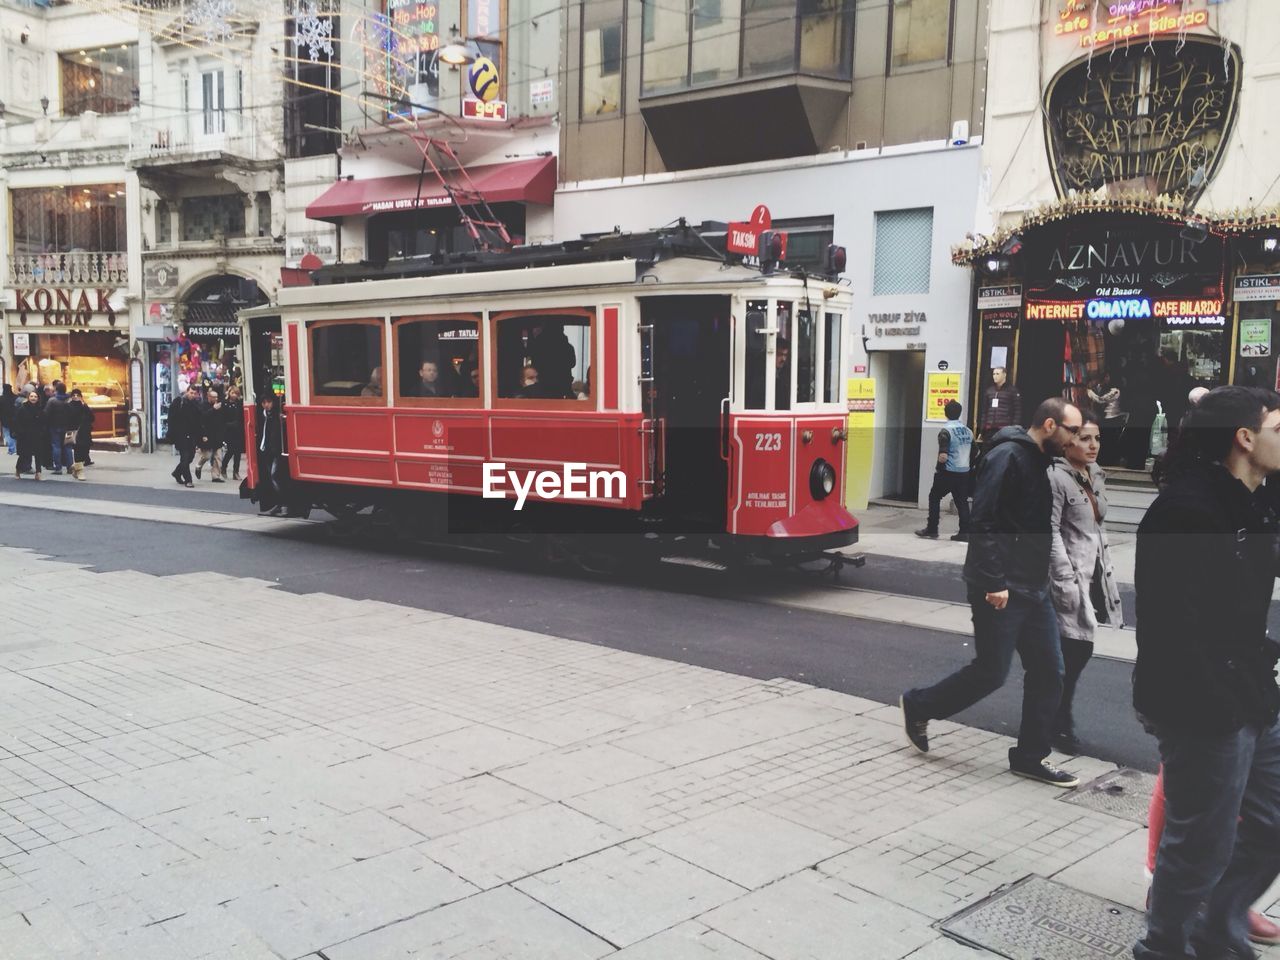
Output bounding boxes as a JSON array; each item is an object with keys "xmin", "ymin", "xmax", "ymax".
[{"xmin": 15, "ymin": 288, "xmax": 118, "ymax": 326}]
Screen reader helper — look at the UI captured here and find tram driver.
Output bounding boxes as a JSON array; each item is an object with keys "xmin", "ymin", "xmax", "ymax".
[{"xmin": 775, "ymin": 338, "xmax": 791, "ymax": 411}]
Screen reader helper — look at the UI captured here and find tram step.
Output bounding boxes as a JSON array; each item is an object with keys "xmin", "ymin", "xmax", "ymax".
[{"xmin": 659, "ymin": 555, "xmax": 730, "ymax": 572}]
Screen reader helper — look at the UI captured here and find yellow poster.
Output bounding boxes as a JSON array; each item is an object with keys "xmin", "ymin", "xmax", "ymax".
[
  {"xmin": 925, "ymin": 372, "xmax": 963, "ymax": 422},
  {"xmin": 845, "ymin": 378, "xmax": 875, "ymax": 513}
]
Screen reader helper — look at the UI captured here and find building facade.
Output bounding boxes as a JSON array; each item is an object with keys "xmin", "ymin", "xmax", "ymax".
[
  {"xmin": 557, "ymin": 0, "xmax": 989, "ymax": 504},
  {"xmin": 961, "ymin": 1, "xmax": 1280, "ymax": 469},
  {"xmin": 0, "ymin": 0, "xmax": 144, "ymax": 442}
]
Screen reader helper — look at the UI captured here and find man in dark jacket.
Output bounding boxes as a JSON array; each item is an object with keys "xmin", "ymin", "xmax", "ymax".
[
  {"xmin": 0, "ymin": 383, "xmax": 16, "ymax": 454},
  {"xmin": 901, "ymin": 397, "xmax": 1083, "ymax": 786},
  {"xmin": 978, "ymin": 366, "xmax": 1024, "ymax": 440},
  {"xmin": 168, "ymin": 385, "xmax": 202, "ymax": 487},
  {"xmin": 13, "ymin": 387, "xmax": 45, "ymax": 479},
  {"xmin": 44, "ymin": 386, "xmax": 76, "ymax": 475},
  {"xmin": 255, "ymin": 392, "xmax": 285, "ymax": 515},
  {"xmin": 1134, "ymin": 386, "xmax": 1280, "ymax": 960}
]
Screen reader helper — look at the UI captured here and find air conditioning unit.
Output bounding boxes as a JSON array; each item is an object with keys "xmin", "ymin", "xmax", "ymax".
[{"xmin": 951, "ymin": 120, "xmax": 969, "ymax": 146}]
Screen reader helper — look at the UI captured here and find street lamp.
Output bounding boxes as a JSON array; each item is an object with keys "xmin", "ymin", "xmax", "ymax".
[{"xmin": 438, "ymin": 25, "xmax": 475, "ymax": 65}]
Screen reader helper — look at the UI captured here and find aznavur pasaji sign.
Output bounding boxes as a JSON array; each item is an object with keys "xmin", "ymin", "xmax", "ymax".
[{"xmin": 14, "ymin": 288, "xmax": 118, "ymax": 326}]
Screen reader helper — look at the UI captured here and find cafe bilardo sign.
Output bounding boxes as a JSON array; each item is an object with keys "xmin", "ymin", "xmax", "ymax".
[{"xmin": 14, "ymin": 287, "xmax": 118, "ymax": 326}]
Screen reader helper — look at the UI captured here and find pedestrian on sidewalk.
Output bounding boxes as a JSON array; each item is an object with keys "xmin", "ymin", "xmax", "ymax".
[
  {"xmin": 900, "ymin": 397, "xmax": 1084, "ymax": 787},
  {"xmin": 0, "ymin": 383, "xmax": 16, "ymax": 455},
  {"xmin": 168, "ymin": 385, "xmax": 202, "ymax": 488},
  {"xmin": 917, "ymin": 399, "xmax": 973, "ymax": 542},
  {"xmin": 1046, "ymin": 411, "xmax": 1122, "ymax": 754},
  {"xmin": 13, "ymin": 386, "xmax": 45, "ymax": 480},
  {"xmin": 195, "ymin": 387, "xmax": 226, "ymax": 483},
  {"xmin": 68, "ymin": 390, "xmax": 93, "ymax": 480},
  {"xmin": 44, "ymin": 384, "xmax": 75, "ymax": 476},
  {"xmin": 220, "ymin": 386, "xmax": 244, "ymax": 481},
  {"xmin": 1133, "ymin": 385, "xmax": 1280, "ymax": 960}
]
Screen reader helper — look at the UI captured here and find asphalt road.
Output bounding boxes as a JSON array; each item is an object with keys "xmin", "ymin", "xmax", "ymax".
[{"xmin": 0, "ymin": 485, "xmax": 1161, "ymax": 773}]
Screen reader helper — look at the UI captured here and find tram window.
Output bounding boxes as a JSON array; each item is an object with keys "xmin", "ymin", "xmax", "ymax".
[
  {"xmin": 744, "ymin": 300, "xmax": 768, "ymax": 409},
  {"xmin": 775, "ymin": 302, "xmax": 793, "ymax": 411},
  {"xmin": 824, "ymin": 312, "xmax": 843, "ymax": 403},
  {"xmin": 310, "ymin": 321, "xmax": 384, "ymax": 402},
  {"xmin": 494, "ymin": 311, "xmax": 592, "ymax": 401},
  {"xmin": 395, "ymin": 315, "xmax": 481, "ymax": 400},
  {"xmin": 796, "ymin": 308, "xmax": 817, "ymax": 405}
]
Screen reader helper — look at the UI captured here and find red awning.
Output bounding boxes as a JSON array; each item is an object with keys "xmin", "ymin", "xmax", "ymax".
[{"xmin": 306, "ymin": 155, "xmax": 556, "ymax": 222}]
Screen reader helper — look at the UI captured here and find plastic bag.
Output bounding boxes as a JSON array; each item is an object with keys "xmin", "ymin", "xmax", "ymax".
[{"xmin": 1149, "ymin": 403, "xmax": 1168, "ymax": 458}]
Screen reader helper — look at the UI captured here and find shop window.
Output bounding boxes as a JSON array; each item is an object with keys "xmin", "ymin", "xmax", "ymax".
[
  {"xmin": 394, "ymin": 315, "xmax": 482, "ymax": 402},
  {"xmin": 582, "ymin": 0, "xmax": 624, "ymax": 117},
  {"xmin": 59, "ymin": 44, "xmax": 138, "ymax": 116},
  {"xmin": 9, "ymin": 185, "xmax": 127, "ymax": 257},
  {"xmin": 823, "ymin": 311, "xmax": 843, "ymax": 403},
  {"xmin": 13, "ymin": 331, "xmax": 128, "ymax": 438},
  {"xmin": 872, "ymin": 207, "xmax": 933, "ymax": 295},
  {"xmin": 181, "ymin": 194, "xmax": 246, "ymax": 241},
  {"xmin": 494, "ymin": 310, "xmax": 592, "ymax": 402},
  {"xmin": 891, "ymin": 0, "xmax": 950, "ymax": 70},
  {"xmin": 310, "ymin": 320, "xmax": 385, "ymax": 402}
]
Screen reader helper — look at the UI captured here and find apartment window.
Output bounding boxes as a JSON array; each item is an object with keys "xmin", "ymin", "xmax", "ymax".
[
  {"xmin": 891, "ymin": 0, "xmax": 950, "ymax": 70},
  {"xmin": 582, "ymin": 0, "xmax": 624, "ymax": 117},
  {"xmin": 872, "ymin": 207, "xmax": 933, "ymax": 295},
  {"xmin": 284, "ymin": 7, "xmax": 341, "ymax": 157},
  {"xmin": 691, "ymin": 0, "xmax": 738, "ymax": 84},
  {"xmin": 256, "ymin": 192, "xmax": 272, "ymax": 238},
  {"xmin": 59, "ymin": 44, "xmax": 138, "ymax": 115},
  {"xmin": 156, "ymin": 200, "xmax": 172, "ymax": 246},
  {"xmin": 181, "ymin": 195, "xmax": 246, "ymax": 241},
  {"xmin": 641, "ymin": 0, "xmax": 689, "ymax": 94},
  {"xmin": 743, "ymin": 0, "xmax": 796, "ymax": 77},
  {"xmin": 9, "ymin": 186, "xmax": 127, "ymax": 257},
  {"xmin": 202, "ymin": 70, "xmax": 225, "ymax": 134}
]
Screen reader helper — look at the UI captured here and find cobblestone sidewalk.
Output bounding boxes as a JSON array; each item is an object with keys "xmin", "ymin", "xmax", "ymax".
[{"xmin": 0, "ymin": 544, "xmax": 1270, "ymax": 960}]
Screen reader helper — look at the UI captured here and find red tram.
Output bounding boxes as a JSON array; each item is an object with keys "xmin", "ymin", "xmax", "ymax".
[{"xmin": 239, "ymin": 228, "xmax": 860, "ymax": 565}]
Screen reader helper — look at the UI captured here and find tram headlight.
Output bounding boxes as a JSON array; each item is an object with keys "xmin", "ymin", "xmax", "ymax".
[{"xmin": 810, "ymin": 458, "xmax": 836, "ymax": 500}]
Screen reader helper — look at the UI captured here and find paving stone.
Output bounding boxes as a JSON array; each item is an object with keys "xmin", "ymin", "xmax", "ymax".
[
  {"xmin": 320, "ymin": 885, "xmax": 614, "ymax": 959},
  {"xmin": 385, "ymin": 773, "xmax": 548, "ymax": 839},
  {"xmin": 515, "ymin": 840, "xmax": 746, "ymax": 947},
  {"xmin": 420, "ymin": 801, "xmax": 630, "ymax": 889},
  {"xmin": 701, "ymin": 871, "xmax": 936, "ymax": 960},
  {"xmin": 611, "ymin": 921, "xmax": 771, "ymax": 958},
  {"xmin": 393, "ymin": 722, "xmax": 556, "ymax": 775},
  {"xmin": 496, "ymin": 743, "xmax": 668, "ymax": 800},
  {"xmin": 647, "ymin": 804, "xmax": 851, "ymax": 889}
]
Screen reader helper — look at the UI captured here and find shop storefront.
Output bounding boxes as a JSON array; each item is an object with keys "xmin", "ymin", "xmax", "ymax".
[
  {"xmin": 962, "ymin": 206, "xmax": 1280, "ymax": 468},
  {"xmin": 5, "ymin": 289, "xmax": 131, "ymax": 440}
]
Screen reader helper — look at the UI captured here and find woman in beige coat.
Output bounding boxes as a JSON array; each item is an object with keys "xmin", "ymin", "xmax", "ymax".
[{"xmin": 1048, "ymin": 411, "xmax": 1124, "ymax": 753}]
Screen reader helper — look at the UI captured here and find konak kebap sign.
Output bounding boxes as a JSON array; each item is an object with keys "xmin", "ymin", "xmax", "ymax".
[{"xmin": 14, "ymin": 287, "xmax": 118, "ymax": 326}]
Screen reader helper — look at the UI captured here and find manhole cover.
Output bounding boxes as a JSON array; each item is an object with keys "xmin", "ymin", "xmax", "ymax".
[
  {"xmin": 1059, "ymin": 767, "xmax": 1156, "ymax": 825},
  {"xmin": 939, "ymin": 875, "xmax": 1145, "ymax": 959}
]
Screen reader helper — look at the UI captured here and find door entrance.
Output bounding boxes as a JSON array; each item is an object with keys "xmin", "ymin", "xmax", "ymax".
[
  {"xmin": 878, "ymin": 349, "xmax": 926, "ymax": 502},
  {"xmin": 640, "ymin": 296, "xmax": 731, "ymax": 530}
]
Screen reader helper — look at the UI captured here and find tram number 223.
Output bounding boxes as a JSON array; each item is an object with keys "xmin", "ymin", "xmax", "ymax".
[{"xmin": 754, "ymin": 432, "xmax": 783, "ymax": 452}]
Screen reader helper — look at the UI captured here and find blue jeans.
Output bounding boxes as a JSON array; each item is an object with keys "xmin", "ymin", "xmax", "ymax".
[
  {"xmin": 2, "ymin": 425, "xmax": 12, "ymax": 454},
  {"xmin": 49, "ymin": 429, "xmax": 73, "ymax": 472},
  {"xmin": 1135, "ymin": 721, "xmax": 1280, "ymax": 960},
  {"xmin": 906, "ymin": 587, "xmax": 1064, "ymax": 764}
]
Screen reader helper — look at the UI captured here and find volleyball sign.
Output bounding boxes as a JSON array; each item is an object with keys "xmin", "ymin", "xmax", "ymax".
[{"xmin": 468, "ymin": 57, "xmax": 500, "ymax": 102}]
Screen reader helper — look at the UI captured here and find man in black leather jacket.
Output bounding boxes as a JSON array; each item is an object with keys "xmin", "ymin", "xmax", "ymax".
[
  {"xmin": 1134, "ymin": 386, "xmax": 1280, "ymax": 960},
  {"xmin": 901, "ymin": 397, "xmax": 1083, "ymax": 786}
]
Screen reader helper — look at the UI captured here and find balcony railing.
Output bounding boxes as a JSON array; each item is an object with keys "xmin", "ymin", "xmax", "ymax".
[
  {"xmin": 128, "ymin": 111, "xmax": 262, "ymax": 164},
  {"xmin": 8, "ymin": 252, "xmax": 128, "ymax": 287}
]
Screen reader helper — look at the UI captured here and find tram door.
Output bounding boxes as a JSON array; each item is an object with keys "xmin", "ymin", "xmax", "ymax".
[{"xmin": 640, "ymin": 296, "xmax": 732, "ymax": 529}]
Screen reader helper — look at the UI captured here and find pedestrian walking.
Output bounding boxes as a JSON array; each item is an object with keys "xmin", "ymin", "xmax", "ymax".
[
  {"xmin": 1133, "ymin": 385, "xmax": 1280, "ymax": 960},
  {"xmin": 12, "ymin": 387, "xmax": 45, "ymax": 480},
  {"xmin": 900, "ymin": 397, "xmax": 1084, "ymax": 786},
  {"xmin": 44, "ymin": 385, "xmax": 75, "ymax": 475},
  {"xmin": 916, "ymin": 399, "xmax": 973, "ymax": 542},
  {"xmin": 220, "ymin": 386, "xmax": 245, "ymax": 481},
  {"xmin": 195, "ymin": 387, "xmax": 226, "ymax": 482},
  {"xmin": 1046, "ymin": 411, "xmax": 1122, "ymax": 754},
  {"xmin": 69, "ymin": 389, "xmax": 93, "ymax": 480},
  {"xmin": 168, "ymin": 385, "xmax": 202, "ymax": 488},
  {"xmin": 0, "ymin": 383, "xmax": 16, "ymax": 455}
]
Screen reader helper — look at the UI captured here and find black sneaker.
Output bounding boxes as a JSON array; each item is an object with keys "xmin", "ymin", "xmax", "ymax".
[
  {"xmin": 1010, "ymin": 756, "xmax": 1079, "ymax": 787},
  {"xmin": 950, "ymin": 533, "xmax": 969, "ymax": 542},
  {"xmin": 1052, "ymin": 729, "xmax": 1081, "ymax": 755},
  {"xmin": 900, "ymin": 694, "xmax": 929, "ymax": 754},
  {"xmin": 914, "ymin": 528, "xmax": 939, "ymax": 540}
]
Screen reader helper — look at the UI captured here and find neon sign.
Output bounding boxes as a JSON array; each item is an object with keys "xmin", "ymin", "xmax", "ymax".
[
  {"xmin": 1087, "ymin": 298, "xmax": 1151, "ymax": 319},
  {"xmin": 1055, "ymin": 0, "xmax": 1216, "ymax": 48}
]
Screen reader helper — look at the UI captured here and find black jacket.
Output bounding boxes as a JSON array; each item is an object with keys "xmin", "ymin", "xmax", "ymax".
[
  {"xmin": 222, "ymin": 400, "xmax": 245, "ymax": 453},
  {"xmin": 963, "ymin": 426, "xmax": 1053, "ymax": 599},
  {"xmin": 200, "ymin": 402, "xmax": 227, "ymax": 450},
  {"xmin": 1134, "ymin": 462, "xmax": 1280, "ymax": 734},
  {"xmin": 12, "ymin": 400, "xmax": 45, "ymax": 442},
  {"xmin": 0, "ymin": 386, "xmax": 15, "ymax": 428},
  {"xmin": 168, "ymin": 396, "xmax": 202, "ymax": 444},
  {"xmin": 45, "ymin": 395, "xmax": 77, "ymax": 432},
  {"xmin": 256, "ymin": 405, "xmax": 283, "ymax": 458}
]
